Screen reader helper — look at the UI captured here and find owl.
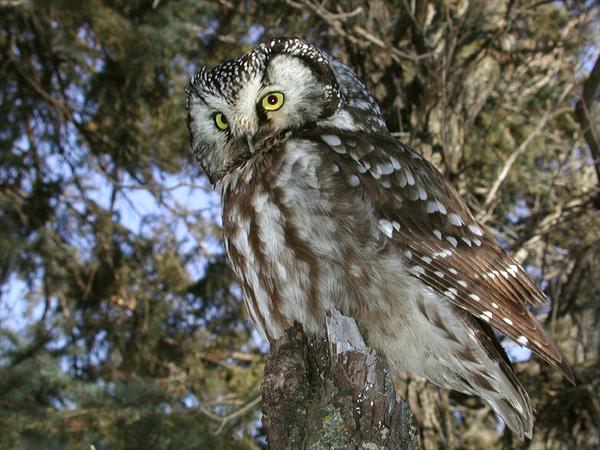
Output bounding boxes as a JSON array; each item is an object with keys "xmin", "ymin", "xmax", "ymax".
[{"xmin": 186, "ymin": 37, "xmax": 573, "ymax": 439}]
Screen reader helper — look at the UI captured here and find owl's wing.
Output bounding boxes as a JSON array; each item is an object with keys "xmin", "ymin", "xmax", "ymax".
[{"xmin": 312, "ymin": 128, "xmax": 574, "ymax": 382}]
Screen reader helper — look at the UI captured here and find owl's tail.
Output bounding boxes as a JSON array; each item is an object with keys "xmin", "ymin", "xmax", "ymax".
[
  {"xmin": 468, "ymin": 320, "xmax": 534, "ymax": 439},
  {"xmin": 484, "ymin": 370, "xmax": 533, "ymax": 439}
]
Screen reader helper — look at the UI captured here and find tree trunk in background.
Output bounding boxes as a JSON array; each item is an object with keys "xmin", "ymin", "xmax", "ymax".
[{"xmin": 261, "ymin": 308, "xmax": 420, "ymax": 449}]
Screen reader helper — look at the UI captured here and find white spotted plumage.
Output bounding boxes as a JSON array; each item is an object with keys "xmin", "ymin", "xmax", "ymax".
[{"xmin": 186, "ymin": 37, "xmax": 573, "ymax": 440}]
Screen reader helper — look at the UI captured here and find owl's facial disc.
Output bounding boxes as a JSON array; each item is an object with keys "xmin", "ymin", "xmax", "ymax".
[{"xmin": 186, "ymin": 38, "xmax": 341, "ymax": 184}]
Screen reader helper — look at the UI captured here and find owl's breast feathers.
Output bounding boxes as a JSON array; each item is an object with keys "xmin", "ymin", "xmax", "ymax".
[{"xmin": 220, "ymin": 137, "xmax": 389, "ymax": 341}]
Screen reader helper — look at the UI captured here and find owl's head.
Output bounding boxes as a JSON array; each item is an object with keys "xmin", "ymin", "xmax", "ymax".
[{"xmin": 186, "ymin": 38, "xmax": 342, "ymax": 184}]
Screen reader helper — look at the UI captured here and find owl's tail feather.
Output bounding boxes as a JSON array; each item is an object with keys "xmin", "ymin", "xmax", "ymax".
[
  {"xmin": 485, "ymin": 375, "xmax": 533, "ymax": 440},
  {"xmin": 471, "ymin": 318, "xmax": 534, "ymax": 439}
]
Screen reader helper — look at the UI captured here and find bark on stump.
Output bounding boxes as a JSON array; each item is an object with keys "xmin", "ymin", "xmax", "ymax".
[{"xmin": 261, "ymin": 308, "xmax": 420, "ymax": 449}]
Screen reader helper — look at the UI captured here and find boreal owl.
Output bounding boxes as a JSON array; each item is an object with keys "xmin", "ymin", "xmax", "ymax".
[{"xmin": 185, "ymin": 37, "xmax": 573, "ymax": 439}]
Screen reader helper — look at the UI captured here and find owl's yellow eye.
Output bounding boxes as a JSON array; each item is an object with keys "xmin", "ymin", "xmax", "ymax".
[
  {"xmin": 261, "ymin": 92, "xmax": 285, "ymax": 111},
  {"xmin": 214, "ymin": 113, "xmax": 229, "ymax": 130}
]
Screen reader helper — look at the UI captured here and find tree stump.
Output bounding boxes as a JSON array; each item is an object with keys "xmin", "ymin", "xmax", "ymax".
[{"xmin": 261, "ymin": 308, "xmax": 420, "ymax": 449}]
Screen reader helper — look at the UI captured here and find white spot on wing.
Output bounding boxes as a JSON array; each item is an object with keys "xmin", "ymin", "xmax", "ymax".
[
  {"xmin": 347, "ymin": 174, "xmax": 360, "ymax": 186},
  {"xmin": 321, "ymin": 134, "xmax": 342, "ymax": 146},
  {"xmin": 433, "ymin": 229, "xmax": 442, "ymax": 240},
  {"xmin": 446, "ymin": 236, "xmax": 458, "ymax": 247},
  {"xmin": 436, "ymin": 201, "xmax": 447, "ymax": 215},
  {"xmin": 517, "ymin": 335, "xmax": 528, "ymax": 346},
  {"xmin": 331, "ymin": 145, "xmax": 346, "ymax": 155},
  {"xmin": 379, "ymin": 163, "xmax": 394, "ymax": 175},
  {"xmin": 448, "ymin": 213, "xmax": 463, "ymax": 226},
  {"xmin": 444, "ymin": 288, "xmax": 458, "ymax": 299},
  {"xmin": 410, "ymin": 265, "xmax": 425, "ymax": 276},
  {"xmin": 503, "ymin": 317, "xmax": 513, "ymax": 326},
  {"xmin": 356, "ymin": 164, "xmax": 368, "ymax": 174},
  {"xmin": 390, "ymin": 157, "xmax": 401, "ymax": 170},
  {"xmin": 469, "ymin": 293, "xmax": 480, "ymax": 301},
  {"xmin": 480, "ymin": 310, "xmax": 493, "ymax": 322},
  {"xmin": 378, "ymin": 219, "xmax": 394, "ymax": 238},
  {"xmin": 468, "ymin": 224, "xmax": 483, "ymax": 236},
  {"xmin": 426, "ymin": 201, "xmax": 438, "ymax": 213}
]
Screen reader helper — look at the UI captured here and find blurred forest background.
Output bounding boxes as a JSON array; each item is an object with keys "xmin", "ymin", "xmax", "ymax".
[{"xmin": 1, "ymin": 0, "xmax": 599, "ymax": 449}]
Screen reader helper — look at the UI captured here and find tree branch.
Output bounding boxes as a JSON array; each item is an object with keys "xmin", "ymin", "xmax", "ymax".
[
  {"xmin": 574, "ymin": 54, "xmax": 600, "ymax": 187},
  {"xmin": 261, "ymin": 308, "xmax": 420, "ymax": 449}
]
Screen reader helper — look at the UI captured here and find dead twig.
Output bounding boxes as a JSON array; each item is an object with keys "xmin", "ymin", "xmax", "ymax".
[{"xmin": 200, "ymin": 395, "xmax": 261, "ymax": 435}]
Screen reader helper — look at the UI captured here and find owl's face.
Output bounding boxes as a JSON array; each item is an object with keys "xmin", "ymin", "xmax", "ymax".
[{"xmin": 186, "ymin": 38, "xmax": 342, "ymax": 184}]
